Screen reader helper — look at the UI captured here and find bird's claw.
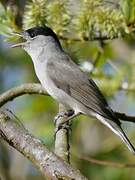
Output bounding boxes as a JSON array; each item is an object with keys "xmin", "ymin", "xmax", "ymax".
[
  {"xmin": 54, "ymin": 111, "xmax": 67, "ymax": 124},
  {"xmin": 54, "ymin": 110, "xmax": 74, "ymax": 137},
  {"xmin": 54, "ymin": 122, "xmax": 72, "ymax": 137},
  {"xmin": 54, "ymin": 110, "xmax": 74, "ymax": 124}
]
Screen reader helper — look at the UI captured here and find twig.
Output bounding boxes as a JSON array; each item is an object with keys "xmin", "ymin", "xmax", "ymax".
[
  {"xmin": 79, "ymin": 156, "xmax": 135, "ymax": 168},
  {"xmin": 0, "ymin": 110, "xmax": 87, "ymax": 180},
  {"xmin": 54, "ymin": 104, "xmax": 70, "ymax": 163},
  {"xmin": 103, "ymin": 1, "xmax": 120, "ymax": 9},
  {"xmin": 0, "ymin": 83, "xmax": 135, "ymax": 124},
  {"xmin": 115, "ymin": 112, "xmax": 135, "ymax": 123},
  {"xmin": 0, "ymin": 83, "xmax": 48, "ymax": 107},
  {"xmin": 59, "ymin": 34, "xmax": 119, "ymax": 42},
  {"xmin": 5, "ymin": 108, "xmax": 25, "ymax": 128}
]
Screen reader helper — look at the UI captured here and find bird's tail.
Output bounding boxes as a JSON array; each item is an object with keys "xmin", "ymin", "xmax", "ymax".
[
  {"xmin": 96, "ymin": 114, "xmax": 135, "ymax": 154},
  {"xmin": 115, "ymin": 126, "xmax": 135, "ymax": 155}
]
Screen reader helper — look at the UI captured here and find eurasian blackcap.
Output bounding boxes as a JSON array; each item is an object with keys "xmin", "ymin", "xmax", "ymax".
[{"xmin": 12, "ymin": 26, "xmax": 135, "ymax": 154}]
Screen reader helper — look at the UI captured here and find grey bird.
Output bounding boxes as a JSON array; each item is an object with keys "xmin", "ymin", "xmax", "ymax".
[{"xmin": 12, "ymin": 26, "xmax": 135, "ymax": 154}]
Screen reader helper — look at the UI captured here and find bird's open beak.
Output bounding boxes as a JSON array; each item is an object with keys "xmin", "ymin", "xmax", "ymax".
[
  {"xmin": 11, "ymin": 42, "xmax": 26, "ymax": 48},
  {"xmin": 11, "ymin": 32, "xmax": 26, "ymax": 48}
]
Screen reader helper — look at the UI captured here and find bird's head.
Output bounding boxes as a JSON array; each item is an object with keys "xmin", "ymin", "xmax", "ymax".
[{"xmin": 12, "ymin": 26, "xmax": 61, "ymax": 55}]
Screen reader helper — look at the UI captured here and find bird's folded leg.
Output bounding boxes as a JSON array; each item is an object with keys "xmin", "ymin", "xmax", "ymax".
[
  {"xmin": 54, "ymin": 122, "xmax": 72, "ymax": 136},
  {"xmin": 54, "ymin": 109, "xmax": 74, "ymax": 124},
  {"xmin": 54, "ymin": 110, "xmax": 81, "ymax": 135}
]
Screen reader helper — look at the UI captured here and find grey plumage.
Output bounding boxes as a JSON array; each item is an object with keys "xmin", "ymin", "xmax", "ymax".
[
  {"xmin": 12, "ymin": 26, "xmax": 135, "ymax": 154},
  {"xmin": 47, "ymin": 55, "xmax": 135, "ymax": 154},
  {"xmin": 47, "ymin": 55, "xmax": 119, "ymax": 122}
]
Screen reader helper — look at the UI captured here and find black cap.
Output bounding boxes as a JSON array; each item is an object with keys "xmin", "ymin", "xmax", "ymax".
[{"xmin": 25, "ymin": 26, "xmax": 61, "ymax": 47}]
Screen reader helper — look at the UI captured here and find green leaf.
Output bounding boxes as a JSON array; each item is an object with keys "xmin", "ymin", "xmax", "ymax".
[{"xmin": 0, "ymin": 24, "xmax": 12, "ymax": 36}]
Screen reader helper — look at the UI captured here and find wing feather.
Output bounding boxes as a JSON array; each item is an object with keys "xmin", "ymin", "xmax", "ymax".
[{"xmin": 47, "ymin": 55, "xmax": 120, "ymax": 125}]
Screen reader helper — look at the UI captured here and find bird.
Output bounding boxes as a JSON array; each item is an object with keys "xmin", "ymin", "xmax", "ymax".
[{"xmin": 12, "ymin": 26, "xmax": 135, "ymax": 154}]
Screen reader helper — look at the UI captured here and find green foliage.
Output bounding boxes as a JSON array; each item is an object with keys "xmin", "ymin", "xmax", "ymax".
[
  {"xmin": 0, "ymin": 3, "xmax": 16, "ymax": 35},
  {"xmin": 22, "ymin": 0, "xmax": 132, "ymax": 40},
  {"xmin": 0, "ymin": 2, "xmax": 21, "ymax": 41},
  {"xmin": 46, "ymin": 0, "xmax": 71, "ymax": 35},
  {"xmin": 73, "ymin": 0, "xmax": 129, "ymax": 40},
  {"xmin": 0, "ymin": 0, "xmax": 135, "ymax": 40},
  {"xmin": 23, "ymin": 0, "xmax": 48, "ymax": 29},
  {"xmin": 121, "ymin": 0, "xmax": 135, "ymax": 25},
  {"xmin": 23, "ymin": 0, "xmax": 71, "ymax": 36}
]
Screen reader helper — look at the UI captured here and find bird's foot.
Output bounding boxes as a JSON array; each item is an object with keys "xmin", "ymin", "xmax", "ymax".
[
  {"xmin": 54, "ymin": 110, "xmax": 74, "ymax": 125},
  {"xmin": 54, "ymin": 122, "xmax": 72, "ymax": 136},
  {"xmin": 54, "ymin": 111, "xmax": 65, "ymax": 124},
  {"xmin": 54, "ymin": 110, "xmax": 74, "ymax": 136}
]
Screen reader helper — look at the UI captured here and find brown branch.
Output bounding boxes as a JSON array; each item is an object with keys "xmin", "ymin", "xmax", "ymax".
[
  {"xmin": 0, "ymin": 83, "xmax": 135, "ymax": 124},
  {"xmin": 79, "ymin": 156, "xmax": 135, "ymax": 168},
  {"xmin": 54, "ymin": 104, "xmax": 70, "ymax": 163},
  {"xmin": 115, "ymin": 112, "xmax": 135, "ymax": 123},
  {"xmin": 59, "ymin": 34, "xmax": 119, "ymax": 42},
  {"xmin": 0, "ymin": 83, "xmax": 135, "ymax": 178},
  {"xmin": 0, "ymin": 83, "xmax": 48, "ymax": 107},
  {"xmin": 0, "ymin": 110, "xmax": 87, "ymax": 180}
]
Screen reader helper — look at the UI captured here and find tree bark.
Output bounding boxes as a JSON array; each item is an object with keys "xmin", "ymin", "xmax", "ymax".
[
  {"xmin": 55, "ymin": 104, "xmax": 70, "ymax": 163},
  {"xmin": 0, "ymin": 83, "xmax": 134, "ymax": 124},
  {"xmin": 0, "ymin": 110, "xmax": 87, "ymax": 180}
]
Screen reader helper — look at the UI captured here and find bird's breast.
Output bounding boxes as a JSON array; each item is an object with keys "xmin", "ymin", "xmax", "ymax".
[
  {"xmin": 34, "ymin": 61, "xmax": 66, "ymax": 102},
  {"xmin": 33, "ymin": 60, "xmax": 87, "ymax": 114}
]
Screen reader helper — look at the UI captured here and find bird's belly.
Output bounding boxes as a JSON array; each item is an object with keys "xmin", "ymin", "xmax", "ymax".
[
  {"xmin": 43, "ymin": 77, "xmax": 77, "ymax": 109},
  {"xmin": 34, "ymin": 63, "xmax": 89, "ymax": 114},
  {"xmin": 35, "ymin": 68, "xmax": 82, "ymax": 113}
]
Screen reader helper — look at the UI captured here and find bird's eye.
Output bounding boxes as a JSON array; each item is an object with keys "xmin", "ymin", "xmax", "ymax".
[{"xmin": 30, "ymin": 32, "xmax": 35, "ymax": 38}]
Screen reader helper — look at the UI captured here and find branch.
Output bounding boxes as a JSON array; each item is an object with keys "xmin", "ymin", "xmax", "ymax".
[
  {"xmin": 55, "ymin": 104, "xmax": 70, "ymax": 163},
  {"xmin": 0, "ymin": 83, "xmax": 48, "ymax": 107},
  {"xmin": 115, "ymin": 112, "xmax": 135, "ymax": 123},
  {"xmin": 59, "ymin": 34, "xmax": 119, "ymax": 42},
  {"xmin": 0, "ymin": 83, "xmax": 135, "ymax": 124},
  {"xmin": 79, "ymin": 156, "xmax": 135, "ymax": 168},
  {"xmin": 0, "ymin": 110, "xmax": 87, "ymax": 180}
]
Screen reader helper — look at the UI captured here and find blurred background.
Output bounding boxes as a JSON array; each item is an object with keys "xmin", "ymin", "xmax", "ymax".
[{"xmin": 0, "ymin": 0, "xmax": 135, "ymax": 179}]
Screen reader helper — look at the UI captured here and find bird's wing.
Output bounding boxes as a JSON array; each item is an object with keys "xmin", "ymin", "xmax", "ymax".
[{"xmin": 47, "ymin": 55, "xmax": 120, "ymax": 125}]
